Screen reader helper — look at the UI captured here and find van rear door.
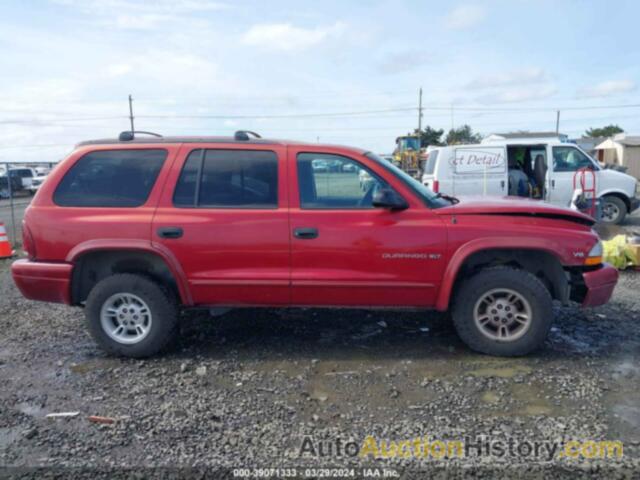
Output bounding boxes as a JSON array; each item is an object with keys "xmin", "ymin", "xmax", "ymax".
[
  {"xmin": 448, "ymin": 146, "xmax": 507, "ymax": 196},
  {"xmin": 420, "ymin": 149, "xmax": 439, "ymax": 191}
]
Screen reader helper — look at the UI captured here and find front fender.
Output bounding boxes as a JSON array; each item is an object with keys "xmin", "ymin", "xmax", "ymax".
[{"xmin": 434, "ymin": 237, "xmax": 565, "ymax": 311}]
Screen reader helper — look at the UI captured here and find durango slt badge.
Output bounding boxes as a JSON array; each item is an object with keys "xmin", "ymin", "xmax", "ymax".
[{"xmin": 382, "ymin": 253, "xmax": 441, "ymax": 260}]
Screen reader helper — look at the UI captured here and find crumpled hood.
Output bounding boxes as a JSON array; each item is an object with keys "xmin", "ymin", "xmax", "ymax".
[{"xmin": 433, "ymin": 195, "xmax": 595, "ymax": 225}]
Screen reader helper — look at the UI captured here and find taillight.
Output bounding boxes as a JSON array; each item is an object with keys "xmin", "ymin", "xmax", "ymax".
[
  {"xmin": 22, "ymin": 221, "xmax": 36, "ymax": 260},
  {"xmin": 432, "ymin": 180, "xmax": 439, "ymax": 193}
]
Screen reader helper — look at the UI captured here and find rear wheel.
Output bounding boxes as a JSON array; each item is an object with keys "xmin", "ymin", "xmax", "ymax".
[
  {"xmin": 452, "ymin": 267, "xmax": 553, "ymax": 356},
  {"xmin": 600, "ymin": 195, "xmax": 626, "ymax": 225},
  {"xmin": 85, "ymin": 274, "xmax": 178, "ymax": 358}
]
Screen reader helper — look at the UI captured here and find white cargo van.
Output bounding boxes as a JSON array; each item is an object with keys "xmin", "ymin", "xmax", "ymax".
[{"xmin": 421, "ymin": 137, "xmax": 639, "ymax": 224}]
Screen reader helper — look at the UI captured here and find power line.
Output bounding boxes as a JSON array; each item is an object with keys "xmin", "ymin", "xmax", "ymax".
[
  {"xmin": 4, "ymin": 101, "xmax": 640, "ymax": 124},
  {"xmin": 0, "ymin": 143, "xmax": 73, "ymax": 150},
  {"xmin": 136, "ymin": 106, "xmax": 417, "ymax": 120}
]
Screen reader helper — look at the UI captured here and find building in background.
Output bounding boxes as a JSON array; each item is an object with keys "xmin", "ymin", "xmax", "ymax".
[
  {"xmin": 574, "ymin": 137, "xmax": 606, "ymax": 158},
  {"xmin": 595, "ymin": 133, "xmax": 640, "ymax": 179},
  {"xmin": 484, "ymin": 132, "xmax": 568, "ymax": 143}
]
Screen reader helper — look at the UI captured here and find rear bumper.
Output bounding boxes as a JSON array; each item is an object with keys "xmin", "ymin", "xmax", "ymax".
[
  {"xmin": 580, "ymin": 263, "xmax": 618, "ymax": 307},
  {"xmin": 630, "ymin": 196, "xmax": 640, "ymax": 213},
  {"xmin": 11, "ymin": 259, "xmax": 73, "ymax": 305}
]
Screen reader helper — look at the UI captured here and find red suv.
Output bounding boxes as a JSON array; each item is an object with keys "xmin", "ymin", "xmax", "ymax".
[{"xmin": 12, "ymin": 131, "xmax": 618, "ymax": 358}]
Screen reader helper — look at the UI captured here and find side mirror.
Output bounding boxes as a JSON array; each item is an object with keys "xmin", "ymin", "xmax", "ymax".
[{"xmin": 372, "ymin": 187, "xmax": 409, "ymax": 211}]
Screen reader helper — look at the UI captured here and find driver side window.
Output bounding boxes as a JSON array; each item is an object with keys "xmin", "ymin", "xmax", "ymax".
[
  {"xmin": 552, "ymin": 146, "xmax": 595, "ymax": 172},
  {"xmin": 297, "ymin": 153, "xmax": 387, "ymax": 209}
]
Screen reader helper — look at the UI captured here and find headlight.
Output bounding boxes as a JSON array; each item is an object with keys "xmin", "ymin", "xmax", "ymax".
[{"xmin": 584, "ymin": 240, "xmax": 603, "ymax": 266}]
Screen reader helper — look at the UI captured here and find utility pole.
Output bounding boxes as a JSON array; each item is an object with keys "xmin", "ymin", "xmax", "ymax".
[
  {"xmin": 450, "ymin": 103, "xmax": 454, "ymax": 130},
  {"xmin": 128, "ymin": 94, "xmax": 135, "ymax": 132},
  {"xmin": 417, "ymin": 87, "xmax": 423, "ymax": 132},
  {"xmin": 555, "ymin": 110, "xmax": 560, "ymax": 134}
]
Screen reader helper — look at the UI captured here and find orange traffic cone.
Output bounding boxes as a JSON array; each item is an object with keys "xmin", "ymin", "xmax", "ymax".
[{"xmin": 0, "ymin": 222, "xmax": 14, "ymax": 258}]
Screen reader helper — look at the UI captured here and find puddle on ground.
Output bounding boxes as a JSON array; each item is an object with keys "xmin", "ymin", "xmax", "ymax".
[
  {"xmin": 481, "ymin": 391, "xmax": 500, "ymax": 404},
  {"xmin": 468, "ymin": 365, "xmax": 532, "ymax": 378},
  {"xmin": 69, "ymin": 358, "xmax": 121, "ymax": 374},
  {"xmin": 478, "ymin": 382, "xmax": 563, "ymax": 417},
  {"xmin": 510, "ymin": 383, "xmax": 561, "ymax": 417},
  {"xmin": 0, "ymin": 427, "xmax": 21, "ymax": 449},
  {"xmin": 603, "ymin": 356, "xmax": 640, "ymax": 443},
  {"xmin": 524, "ymin": 404, "xmax": 553, "ymax": 415},
  {"xmin": 16, "ymin": 402, "xmax": 46, "ymax": 418}
]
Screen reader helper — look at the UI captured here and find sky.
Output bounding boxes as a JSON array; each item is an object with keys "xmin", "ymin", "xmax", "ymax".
[{"xmin": 1, "ymin": 0, "xmax": 640, "ymax": 162}]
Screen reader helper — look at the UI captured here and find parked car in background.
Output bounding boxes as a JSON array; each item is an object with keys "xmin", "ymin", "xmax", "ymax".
[
  {"xmin": 0, "ymin": 175, "xmax": 23, "ymax": 199},
  {"xmin": 28, "ymin": 173, "xmax": 48, "ymax": 194},
  {"xmin": 312, "ymin": 159, "xmax": 328, "ymax": 172},
  {"xmin": 12, "ymin": 131, "xmax": 617, "ymax": 358},
  {"xmin": 421, "ymin": 136, "xmax": 639, "ymax": 224},
  {"xmin": 8, "ymin": 168, "xmax": 40, "ymax": 193}
]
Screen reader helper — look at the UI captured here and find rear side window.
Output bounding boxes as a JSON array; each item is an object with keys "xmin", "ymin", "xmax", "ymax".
[
  {"xmin": 174, "ymin": 149, "xmax": 278, "ymax": 208},
  {"xmin": 54, "ymin": 150, "xmax": 167, "ymax": 207},
  {"xmin": 423, "ymin": 150, "xmax": 439, "ymax": 174}
]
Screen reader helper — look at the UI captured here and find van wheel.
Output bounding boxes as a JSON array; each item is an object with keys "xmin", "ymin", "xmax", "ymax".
[
  {"xmin": 451, "ymin": 267, "xmax": 552, "ymax": 356},
  {"xmin": 85, "ymin": 274, "xmax": 178, "ymax": 358},
  {"xmin": 600, "ymin": 196, "xmax": 626, "ymax": 225}
]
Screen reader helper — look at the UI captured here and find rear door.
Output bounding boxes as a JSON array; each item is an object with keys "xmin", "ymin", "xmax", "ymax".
[
  {"xmin": 152, "ymin": 144, "xmax": 290, "ymax": 306},
  {"xmin": 448, "ymin": 147, "xmax": 507, "ymax": 196},
  {"xmin": 420, "ymin": 149, "xmax": 439, "ymax": 190}
]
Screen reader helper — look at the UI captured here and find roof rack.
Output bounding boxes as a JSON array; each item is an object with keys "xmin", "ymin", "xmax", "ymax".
[
  {"xmin": 234, "ymin": 130, "xmax": 261, "ymax": 141},
  {"xmin": 119, "ymin": 131, "xmax": 163, "ymax": 141}
]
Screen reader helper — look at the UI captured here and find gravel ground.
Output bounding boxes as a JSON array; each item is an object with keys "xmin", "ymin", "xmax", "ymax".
[{"xmin": 0, "ymin": 255, "xmax": 639, "ymax": 479}]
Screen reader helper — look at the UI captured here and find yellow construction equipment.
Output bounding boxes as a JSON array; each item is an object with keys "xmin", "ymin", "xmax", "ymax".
[{"xmin": 393, "ymin": 135, "xmax": 422, "ymax": 178}]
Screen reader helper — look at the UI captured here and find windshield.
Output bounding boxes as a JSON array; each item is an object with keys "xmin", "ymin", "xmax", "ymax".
[
  {"xmin": 398, "ymin": 137, "xmax": 420, "ymax": 150},
  {"xmin": 365, "ymin": 152, "xmax": 451, "ymax": 208}
]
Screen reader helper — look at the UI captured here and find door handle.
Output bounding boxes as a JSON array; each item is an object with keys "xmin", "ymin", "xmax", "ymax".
[
  {"xmin": 157, "ymin": 226, "xmax": 183, "ymax": 239},
  {"xmin": 293, "ymin": 227, "xmax": 318, "ymax": 239},
  {"xmin": 500, "ymin": 180, "xmax": 505, "ymax": 190},
  {"xmin": 551, "ymin": 179, "xmax": 555, "ymax": 188}
]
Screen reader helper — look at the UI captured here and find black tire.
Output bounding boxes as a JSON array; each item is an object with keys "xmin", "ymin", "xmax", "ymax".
[
  {"xmin": 451, "ymin": 266, "xmax": 553, "ymax": 356},
  {"xmin": 600, "ymin": 195, "xmax": 627, "ymax": 225},
  {"xmin": 85, "ymin": 274, "xmax": 178, "ymax": 358}
]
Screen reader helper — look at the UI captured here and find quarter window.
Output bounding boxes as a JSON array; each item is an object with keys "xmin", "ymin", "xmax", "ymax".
[
  {"xmin": 53, "ymin": 149, "xmax": 167, "ymax": 207},
  {"xmin": 173, "ymin": 149, "xmax": 278, "ymax": 208},
  {"xmin": 297, "ymin": 153, "xmax": 388, "ymax": 209}
]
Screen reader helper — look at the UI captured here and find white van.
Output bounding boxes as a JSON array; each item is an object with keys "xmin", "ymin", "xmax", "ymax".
[{"xmin": 421, "ymin": 137, "xmax": 639, "ymax": 224}]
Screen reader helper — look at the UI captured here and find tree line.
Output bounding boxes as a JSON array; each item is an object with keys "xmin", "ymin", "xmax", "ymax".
[{"xmin": 408, "ymin": 124, "xmax": 625, "ymax": 147}]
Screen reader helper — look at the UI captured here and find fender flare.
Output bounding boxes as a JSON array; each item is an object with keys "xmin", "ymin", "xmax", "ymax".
[
  {"xmin": 65, "ymin": 239, "xmax": 193, "ymax": 305},
  {"xmin": 435, "ymin": 237, "xmax": 561, "ymax": 311},
  {"xmin": 597, "ymin": 189, "xmax": 631, "ymax": 210}
]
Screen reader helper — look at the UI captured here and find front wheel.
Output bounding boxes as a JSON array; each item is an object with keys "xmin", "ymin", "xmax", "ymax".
[
  {"xmin": 600, "ymin": 196, "xmax": 627, "ymax": 225},
  {"xmin": 452, "ymin": 267, "xmax": 553, "ymax": 356},
  {"xmin": 85, "ymin": 274, "xmax": 178, "ymax": 358}
]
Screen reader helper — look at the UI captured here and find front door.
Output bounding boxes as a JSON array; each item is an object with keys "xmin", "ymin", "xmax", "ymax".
[
  {"xmin": 288, "ymin": 148, "xmax": 448, "ymax": 307},
  {"xmin": 153, "ymin": 144, "xmax": 290, "ymax": 306},
  {"xmin": 549, "ymin": 145, "xmax": 598, "ymax": 207}
]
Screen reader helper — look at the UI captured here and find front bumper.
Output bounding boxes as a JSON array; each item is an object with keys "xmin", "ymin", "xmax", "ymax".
[
  {"xmin": 11, "ymin": 259, "xmax": 73, "ymax": 304},
  {"xmin": 579, "ymin": 263, "xmax": 618, "ymax": 307},
  {"xmin": 630, "ymin": 196, "xmax": 640, "ymax": 213}
]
